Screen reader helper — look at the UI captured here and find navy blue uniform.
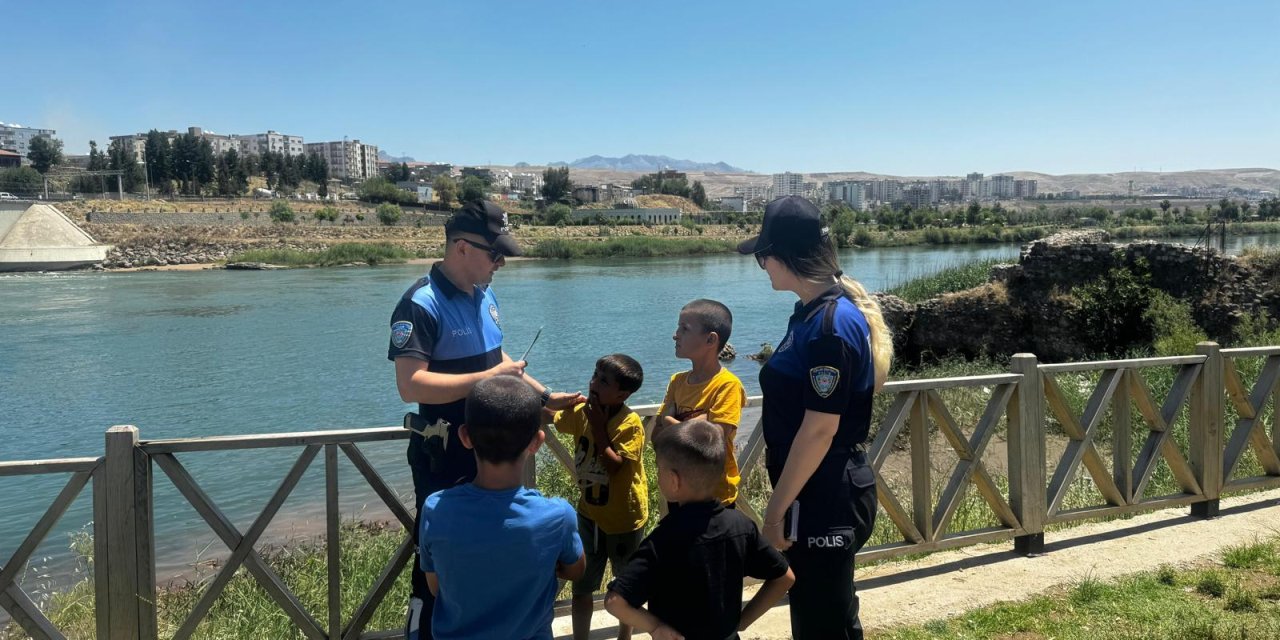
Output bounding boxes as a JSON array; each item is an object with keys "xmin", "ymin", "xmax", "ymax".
[
  {"xmin": 759, "ymin": 284, "xmax": 878, "ymax": 640},
  {"xmin": 388, "ymin": 263, "xmax": 504, "ymax": 639}
]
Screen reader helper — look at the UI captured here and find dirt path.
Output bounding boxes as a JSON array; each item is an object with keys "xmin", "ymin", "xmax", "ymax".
[{"xmin": 553, "ymin": 487, "xmax": 1280, "ymax": 639}]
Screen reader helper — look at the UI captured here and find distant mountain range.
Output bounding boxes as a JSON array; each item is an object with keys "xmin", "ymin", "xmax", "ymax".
[
  {"xmin": 377, "ymin": 151, "xmax": 417, "ymax": 163},
  {"xmin": 550, "ymin": 155, "xmax": 748, "ymax": 173}
]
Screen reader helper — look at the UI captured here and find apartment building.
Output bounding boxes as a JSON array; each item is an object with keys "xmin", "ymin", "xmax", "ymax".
[
  {"xmin": 733, "ymin": 184, "xmax": 771, "ymax": 200},
  {"xmin": 0, "ymin": 122, "xmax": 58, "ymax": 162},
  {"xmin": 825, "ymin": 181, "xmax": 866, "ymax": 210},
  {"xmin": 108, "ymin": 134, "xmax": 147, "ymax": 163},
  {"xmin": 772, "ymin": 172, "xmax": 805, "ymax": 198},
  {"xmin": 990, "ymin": 174, "xmax": 1016, "ymax": 199},
  {"xmin": 238, "ymin": 130, "xmax": 305, "ymax": 157},
  {"xmin": 305, "ymin": 139, "xmax": 379, "ymax": 181},
  {"xmin": 510, "ymin": 172, "xmax": 543, "ymax": 193}
]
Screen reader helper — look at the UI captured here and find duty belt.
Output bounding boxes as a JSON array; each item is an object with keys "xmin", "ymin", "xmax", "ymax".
[{"xmin": 766, "ymin": 443, "xmax": 866, "ymax": 469}]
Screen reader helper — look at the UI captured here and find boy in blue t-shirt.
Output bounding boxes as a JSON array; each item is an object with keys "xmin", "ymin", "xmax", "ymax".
[{"xmin": 419, "ymin": 376, "xmax": 586, "ymax": 640}]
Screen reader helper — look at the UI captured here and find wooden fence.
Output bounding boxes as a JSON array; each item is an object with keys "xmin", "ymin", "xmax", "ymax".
[{"xmin": 3, "ymin": 342, "xmax": 1280, "ymax": 639}]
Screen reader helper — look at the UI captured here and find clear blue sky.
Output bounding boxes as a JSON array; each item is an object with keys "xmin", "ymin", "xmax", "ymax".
[{"xmin": 8, "ymin": 0, "xmax": 1278, "ymax": 175}]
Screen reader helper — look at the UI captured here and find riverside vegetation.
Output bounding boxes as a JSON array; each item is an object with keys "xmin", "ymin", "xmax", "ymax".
[
  {"xmin": 8, "ymin": 249, "xmax": 1280, "ymax": 639},
  {"xmin": 53, "ymin": 194, "xmax": 1280, "ymax": 269}
]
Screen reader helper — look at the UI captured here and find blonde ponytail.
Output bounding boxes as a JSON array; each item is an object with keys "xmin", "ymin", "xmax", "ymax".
[{"xmin": 839, "ymin": 275, "xmax": 893, "ymax": 391}]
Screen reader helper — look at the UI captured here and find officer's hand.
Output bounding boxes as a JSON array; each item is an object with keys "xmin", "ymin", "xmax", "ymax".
[
  {"xmin": 545, "ymin": 392, "xmax": 586, "ymax": 411},
  {"xmin": 651, "ymin": 624, "xmax": 685, "ymax": 640},
  {"xmin": 492, "ymin": 360, "xmax": 527, "ymax": 378},
  {"xmin": 763, "ymin": 520, "xmax": 791, "ymax": 551}
]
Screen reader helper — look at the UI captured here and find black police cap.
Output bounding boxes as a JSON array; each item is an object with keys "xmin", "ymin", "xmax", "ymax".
[
  {"xmin": 736, "ymin": 195, "xmax": 828, "ymax": 258},
  {"xmin": 447, "ymin": 200, "xmax": 521, "ymax": 257}
]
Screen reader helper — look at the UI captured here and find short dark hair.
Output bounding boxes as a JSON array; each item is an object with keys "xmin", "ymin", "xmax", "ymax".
[
  {"xmin": 682, "ymin": 299, "xmax": 733, "ymax": 349},
  {"xmin": 464, "ymin": 376, "xmax": 542, "ymax": 463},
  {"xmin": 653, "ymin": 419, "xmax": 725, "ymax": 490},
  {"xmin": 597, "ymin": 354, "xmax": 643, "ymax": 393}
]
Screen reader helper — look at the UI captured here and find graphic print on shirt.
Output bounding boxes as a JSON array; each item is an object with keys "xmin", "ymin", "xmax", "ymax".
[{"xmin": 574, "ymin": 435, "xmax": 610, "ymax": 506}]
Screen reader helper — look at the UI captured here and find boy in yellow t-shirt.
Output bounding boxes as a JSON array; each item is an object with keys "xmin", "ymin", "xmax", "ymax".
[
  {"xmin": 656, "ymin": 299, "xmax": 748, "ymax": 506},
  {"xmin": 552, "ymin": 354, "xmax": 647, "ymax": 640}
]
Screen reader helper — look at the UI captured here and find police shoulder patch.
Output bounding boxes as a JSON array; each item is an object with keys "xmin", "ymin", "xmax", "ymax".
[
  {"xmin": 777, "ymin": 331, "xmax": 794, "ymax": 353},
  {"xmin": 488, "ymin": 303, "xmax": 500, "ymax": 328},
  {"xmin": 391, "ymin": 321, "xmax": 413, "ymax": 349},
  {"xmin": 810, "ymin": 366, "xmax": 840, "ymax": 398}
]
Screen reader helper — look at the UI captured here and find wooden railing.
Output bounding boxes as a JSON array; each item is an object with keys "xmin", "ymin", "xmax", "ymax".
[
  {"xmin": 0, "ymin": 456, "xmax": 101, "ymax": 639},
  {"xmin": 4, "ymin": 341, "xmax": 1280, "ymax": 639}
]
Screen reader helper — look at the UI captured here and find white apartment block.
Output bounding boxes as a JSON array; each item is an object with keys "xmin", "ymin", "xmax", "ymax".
[
  {"xmin": 772, "ymin": 172, "xmax": 805, "ymax": 198},
  {"xmin": 1014, "ymin": 179, "xmax": 1038, "ymax": 198},
  {"xmin": 733, "ymin": 184, "xmax": 772, "ymax": 200},
  {"xmin": 0, "ymin": 122, "xmax": 57, "ymax": 161},
  {"xmin": 990, "ymin": 175, "xmax": 1016, "ymax": 199},
  {"xmin": 511, "ymin": 172, "xmax": 543, "ymax": 193},
  {"xmin": 305, "ymin": 140, "xmax": 379, "ymax": 181},
  {"xmin": 238, "ymin": 130, "xmax": 305, "ymax": 157}
]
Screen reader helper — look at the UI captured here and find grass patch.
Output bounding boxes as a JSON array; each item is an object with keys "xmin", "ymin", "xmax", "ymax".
[
  {"xmin": 227, "ymin": 242, "xmax": 417, "ymax": 267},
  {"xmin": 875, "ymin": 549, "xmax": 1280, "ymax": 639},
  {"xmin": 1222, "ymin": 540, "xmax": 1277, "ymax": 570},
  {"xmin": 1195, "ymin": 570, "xmax": 1228, "ymax": 598},
  {"xmin": 885, "ymin": 258, "xmax": 1005, "ymax": 302},
  {"xmin": 527, "ymin": 236, "xmax": 739, "ymax": 259}
]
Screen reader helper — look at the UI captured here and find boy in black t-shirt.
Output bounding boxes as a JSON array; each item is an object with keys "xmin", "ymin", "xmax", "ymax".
[{"xmin": 605, "ymin": 420, "xmax": 795, "ymax": 640}]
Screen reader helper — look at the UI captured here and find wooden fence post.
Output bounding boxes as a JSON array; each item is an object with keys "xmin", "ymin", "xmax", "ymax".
[
  {"xmin": 97, "ymin": 426, "xmax": 157, "ymax": 639},
  {"xmin": 1009, "ymin": 354, "xmax": 1046, "ymax": 555},
  {"xmin": 1190, "ymin": 342, "xmax": 1223, "ymax": 518}
]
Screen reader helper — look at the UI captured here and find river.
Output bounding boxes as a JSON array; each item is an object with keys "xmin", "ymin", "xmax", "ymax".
[{"xmin": 1, "ymin": 235, "xmax": 1276, "ymax": 585}]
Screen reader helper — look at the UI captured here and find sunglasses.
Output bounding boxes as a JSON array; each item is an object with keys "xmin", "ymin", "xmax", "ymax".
[
  {"xmin": 755, "ymin": 252, "xmax": 769, "ymax": 269},
  {"xmin": 458, "ymin": 238, "xmax": 504, "ymax": 263}
]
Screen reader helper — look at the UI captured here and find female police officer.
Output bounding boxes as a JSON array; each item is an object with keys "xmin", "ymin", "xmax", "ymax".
[{"xmin": 737, "ymin": 196, "xmax": 892, "ymax": 639}]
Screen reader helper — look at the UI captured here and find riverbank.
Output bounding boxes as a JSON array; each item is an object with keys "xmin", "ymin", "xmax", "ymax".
[{"xmin": 83, "ymin": 223, "xmax": 1280, "ymax": 271}]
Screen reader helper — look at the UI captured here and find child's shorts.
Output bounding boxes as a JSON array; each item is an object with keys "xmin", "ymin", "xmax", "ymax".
[{"xmin": 572, "ymin": 514, "xmax": 644, "ymax": 596}]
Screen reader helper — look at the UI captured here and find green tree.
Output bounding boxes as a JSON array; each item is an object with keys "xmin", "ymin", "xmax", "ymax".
[
  {"xmin": 690, "ymin": 180, "xmax": 708, "ymax": 208},
  {"xmin": 966, "ymin": 201, "xmax": 983, "ymax": 225},
  {"xmin": 268, "ymin": 201, "xmax": 295, "ymax": 223},
  {"xmin": 357, "ymin": 176, "xmax": 415, "ymax": 204},
  {"xmin": 107, "ymin": 139, "xmax": 144, "ymax": 192},
  {"xmin": 87, "ymin": 141, "xmax": 107, "ymax": 171},
  {"xmin": 544, "ymin": 203, "xmax": 572, "ymax": 225},
  {"xmin": 541, "ymin": 166, "xmax": 572, "ymax": 204},
  {"xmin": 376, "ymin": 203, "xmax": 403, "ymax": 226},
  {"xmin": 0, "ymin": 167, "xmax": 43, "ymax": 194},
  {"xmin": 215, "ymin": 149, "xmax": 250, "ymax": 196},
  {"xmin": 1159, "ymin": 199, "xmax": 1171, "ymax": 223},
  {"xmin": 387, "ymin": 162, "xmax": 410, "ymax": 182},
  {"xmin": 1219, "ymin": 198, "xmax": 1240, "ymax": 221},
  {"xmin": 433, "ymin": 175, "xmax": 458, "ymax": 209},
  {"xmin": 27, "ymin": 135, "xmax": 63, "ymax": 174},
  {"xmin": 143, "ymin": 130, "xmax": 173, "ymax": 193},
  {"xmin": 460, "ymin": 175, "xmax": 487, "ymax": 204},
  {"xmin": 827, "ymin": 203, "xmax": 858, "ymax": 248}
]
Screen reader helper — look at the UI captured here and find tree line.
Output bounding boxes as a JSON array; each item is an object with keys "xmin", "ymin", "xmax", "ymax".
[{"xmin": 6, "ymin": 131, "xmax": 332, "ymax": 197}]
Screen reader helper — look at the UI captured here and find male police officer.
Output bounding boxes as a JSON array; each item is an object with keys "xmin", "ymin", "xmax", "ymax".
[{"xmin": 388, "ymin": 200, "xmax": 583, "ymax": 639}]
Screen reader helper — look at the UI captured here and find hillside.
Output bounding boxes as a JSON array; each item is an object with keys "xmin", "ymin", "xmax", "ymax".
[
  {"xmin": 549, "ymin": 154, "xmax": 746, "ymax": 173},
  {"xmin": 488, "ymin": 165, "xmax": 1280, "ymax": 199}
]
